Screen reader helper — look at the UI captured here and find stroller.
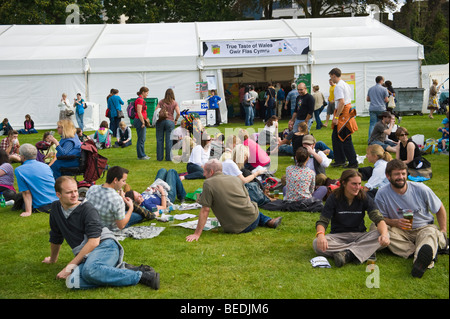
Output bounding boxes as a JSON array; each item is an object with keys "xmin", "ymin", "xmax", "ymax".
[{"xmin": 180, "ymin": 109, "xmax": 203, "ymax": 138}]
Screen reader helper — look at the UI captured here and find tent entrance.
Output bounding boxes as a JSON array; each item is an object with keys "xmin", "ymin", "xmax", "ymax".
[{"xmin": 222, "ymin": 65, "xmax": 296, "ymax": 120}]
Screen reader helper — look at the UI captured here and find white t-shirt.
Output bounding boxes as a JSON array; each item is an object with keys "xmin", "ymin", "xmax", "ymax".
[
  {"xmin": 171, "ymin": 126, "xmax": 188, "ymax": 140},
  {"xmin": 58, "ymin": 98, "xmax": 71, "ymax": 111},
  {"xmin": 188, "ymin": 144, "xmax": 210, "ymax": 166},
  {"xmin": 334, "ymin": 79, "xmax": 352, "ymax": 106},
  {"xmin": 222, "ymin": 159, "xmax": 242, "ymax": 177}
]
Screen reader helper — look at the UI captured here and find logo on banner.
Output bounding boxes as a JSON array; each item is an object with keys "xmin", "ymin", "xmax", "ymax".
[{"xmin": 212, "ymin": 45, "xmax": 221, "ymax": 55}]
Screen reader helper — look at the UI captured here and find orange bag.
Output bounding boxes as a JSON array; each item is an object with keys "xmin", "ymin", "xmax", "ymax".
[{"xmin": 332, "ymin": 104, "xmax": 358, "ymax": 142}]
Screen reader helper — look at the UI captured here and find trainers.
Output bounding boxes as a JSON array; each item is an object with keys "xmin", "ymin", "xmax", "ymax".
[
  {"xmin": 139, "ymin": 271, "xmax": 160, "ymax": 290},
  {"xmin": 333, "ymin": 250, "xmax": 356, "ymax": 268},
  {"xmin": 412, "ymin": 244, "xmax": 433, "ymax": 278},
  {"xmin": 138, "ymin": 156, "xmax": 150, "ymax": 160},
  {"xmin": 343, "ymin": 163, "xmax": 358, "ymax": 169},
  {"xmin": 266, "ymin": 216, "xmax": 282, "ymax": 229}
]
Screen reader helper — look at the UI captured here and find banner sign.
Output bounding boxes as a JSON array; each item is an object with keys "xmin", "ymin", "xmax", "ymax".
[{"xmin": 202, "ymin": 38, "xmax": 309, "ymax": 58}]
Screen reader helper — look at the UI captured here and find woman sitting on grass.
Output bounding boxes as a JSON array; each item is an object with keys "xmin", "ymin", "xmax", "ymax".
[
  {"xmin": 284, "ymin": 147, "xmax": 327, "ymax": 201},
  {"xmin": 362, "ymin": 144, "xmax": 392, "ymax": 199}
]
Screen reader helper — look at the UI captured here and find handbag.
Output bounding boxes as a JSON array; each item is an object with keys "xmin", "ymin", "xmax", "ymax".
[
  {"xmin": 144, "ymin": 118, "xmax": 151, "ymax": 128},
  {"xmin": 65, "ymin": 109, "xmax": 74, "ymax": 117},
  {"xmin": 117, "ymin": 110, "xmax": 124, "ymax": 118},
  {"xmin": 388, "ymin": 95, "xmax": 396, "ymax": 108},
  {"xmin": 157, "ymin": 104, "xmax": 169, "ymax": 122}
]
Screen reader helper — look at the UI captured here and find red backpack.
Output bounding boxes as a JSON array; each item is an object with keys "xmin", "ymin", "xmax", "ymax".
[{"xmin": 80, "ymin": 139, "xmax": 108, "ymax": 183}]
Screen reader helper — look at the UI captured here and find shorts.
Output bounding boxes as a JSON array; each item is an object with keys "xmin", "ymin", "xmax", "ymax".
[{"xmin": 326, "ymin": 102, "xmax": 335, "ymax": 115}]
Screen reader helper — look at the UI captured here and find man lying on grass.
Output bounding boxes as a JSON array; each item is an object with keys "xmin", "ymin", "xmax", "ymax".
[{"xmin": 186, "ymin": 159, "xmax": 282, "ymax": 242}]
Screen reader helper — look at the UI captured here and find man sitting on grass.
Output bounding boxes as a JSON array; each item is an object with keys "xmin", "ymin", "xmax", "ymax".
[
  {"xmin": 374, "ymin": 159, "xmax": 448, "ymax": 278},
  {"xmin": 42, "ymin": 176, "xmax": 159, "ymax": 290},
  {"xmin": 186, "ymin": 159, "xmax": 282, "ymax": 242}
]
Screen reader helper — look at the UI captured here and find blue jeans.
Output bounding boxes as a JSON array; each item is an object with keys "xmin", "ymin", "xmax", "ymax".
[
  {"xmin": 368, "ymin": 111, "xmax": 383, "ymax": 140},
  {"xmin": 109, "ymin": 116, "xmax": 120, "ymax": 137},
  {"xmin": 315, "ymin": 141, "xmax": 334, "ymax": 159},
  {"xmin": 156, "ymin": 120, "xmax": 175, "ymax": 161},
  {"xmin": 185, "ymin": 162, "xmax": 204, "ymax": 180},
  {"xmin": 266, "ymin": 107, "xmax": 275, "ymax": 121},
  {"xmin": 76, "ymin": 112, "xmax": 84, "ymax": 130},
  {"xmin": 293, "ymin": 118, "xmax": 313, "ymax": 132},
  {"xmin": 18, "ymin": 128, "xmax": 38, "ymax": 134},
  {"xmin": 134, "ymin": 118, "xmax": 147, "ymax": 159},
  {"xmin": 244, "ymin": 106, "xmax": 254, "ymax": 126},
  {"xmin": 241, "ymin": 212, "xmax": 272, "ymax": 233},
  {"xmin": 314, "ymin": 106, "xmax": 325, "ymax": 129},
  {"xmin": 126, "ymin": 212, "xmax": 144, "ymax": 228},
  {"xmin": 67, "ymin": 239, "xmax": 141, "ymax": 289},
  {"xmin": 155, "ymin": 168, "xmax": 186, "ymax": 203}
]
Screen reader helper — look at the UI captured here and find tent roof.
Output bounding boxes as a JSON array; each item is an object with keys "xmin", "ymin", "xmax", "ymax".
[{"xmin": 0, "ymin": 16, "xmax": 423, "ymax": 75}]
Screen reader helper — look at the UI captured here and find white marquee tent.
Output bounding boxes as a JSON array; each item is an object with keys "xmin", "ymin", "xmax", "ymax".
[{"xmin": 0, "ymin": 17, "xmax": 424, "ymax": 130}]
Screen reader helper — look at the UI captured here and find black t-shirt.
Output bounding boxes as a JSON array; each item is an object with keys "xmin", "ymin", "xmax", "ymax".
[
  {"xmin": 49, "ymin": 200, "xmax": 103, "ymax": 249},
  {"xmin": 321, "ymin": 192, "xmax": 377, "ymax": 234},
  {"xmin": 294, "ymin": 93, "xmax": 315, "ymax": 120}
]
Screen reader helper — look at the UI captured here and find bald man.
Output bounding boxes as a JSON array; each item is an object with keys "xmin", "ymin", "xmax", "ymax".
[{"xmin": 289, "ymin": 82, "xmax": 315, "ymax": 132}]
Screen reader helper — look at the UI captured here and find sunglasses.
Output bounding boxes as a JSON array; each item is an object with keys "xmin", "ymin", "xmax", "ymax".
[{"xmin": 399, "ymin": 133, "xmax": 408, "ymax": 137}]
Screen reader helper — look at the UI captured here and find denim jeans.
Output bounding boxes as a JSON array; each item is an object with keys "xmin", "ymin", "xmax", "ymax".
[
  {"xmin": 134, "ymin": 118, "xmax": 147, "ymax": 159},
  {"xmin": 185, "ymin": 162, "xmax": 205, "ymax": 180},
  {"xmin": 155, "ymin": 168, "xmax": 186, "ymax": 203},
  {"xmin": 244, "ymin": 106, "xmax": 254, "ymax": 126},
  {"xmin": 67, "ymin": 239, "xmax": 141, "ymax": 289},
  {"xmin": 315, "ymin": 141, "xmax": 334, "ymax": 159},
  {"xmin": 293, "ymin": 118, "xmax": 313, "ymax": 132},
  {"xmin": 265, "ymin": 107, "xmax": 275, "ymax": 121},
  {"xmin": 126, "ymin": 212, "xmax": 144, "ymax": 228},
  {"xmin": 76, "ymin": 112, "xmax": 84, "ymax": 130},
  {"xmin": 240, "ymin": 212, "xmax": 272, "ymax": 233},
  {"xmin": 109, "ymin": 116, "xmax": 120, "ymax": 137},
  {"xmin": 313, "ymin": 105, "xmax": 325, "ymax": 129},
  {"xmin": 156, "ymin": 119, "xmax": 175, "ymax": 161}
]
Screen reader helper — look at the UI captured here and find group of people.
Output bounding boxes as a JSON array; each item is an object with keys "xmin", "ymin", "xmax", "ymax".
[{"xmin": 1, "ymin": 67, "xmax": 448, "ymax": 293}]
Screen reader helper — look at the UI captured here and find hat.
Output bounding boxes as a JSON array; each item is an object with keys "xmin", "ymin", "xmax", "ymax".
[
  {"xmin": 378, "ymin": 111, "xmax": 391, "ymax": 119},
  {"xmin": 302, "ymin": 135, "xmax": 316, "ymax": 145},
  {"xmin": 442, "ymin": 118, "xmax": 449, "ymax": 125}
]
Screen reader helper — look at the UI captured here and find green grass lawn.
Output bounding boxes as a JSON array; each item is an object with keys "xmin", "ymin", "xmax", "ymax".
[{"xmin": 0, "ymin": 114, "xmax": 448, "ymax": 300}]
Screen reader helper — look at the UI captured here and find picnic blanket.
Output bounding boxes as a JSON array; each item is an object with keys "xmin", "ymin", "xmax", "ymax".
[{"xmin": 261, "ymin": 198, "xmax": 324, "ymax": 212}]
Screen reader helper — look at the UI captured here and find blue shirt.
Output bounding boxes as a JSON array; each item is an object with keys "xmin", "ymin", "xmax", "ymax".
[
  {"xmin": 286, "ymin": 90, "xmax": 299, "ymax": 110},
  {"xmin": 207, "ymin": 95, "xmax": 221, "ymax": 109},
  {"xmin": 107, "ymin": 95, "xmax": 124, "ymax": 118},
  {"xmin": 75, "ymin": 99, "xmax": 85, "ymax": 115},
  {"xmin": 15, "ymin": 160, "xmax": 58, "ymax": 208},
  {"xmin": 141, "ymin": 193, "xmax": 161, "ymax": 211},
  {"xmin": 367, "ymin": 84, "xmax": 388, "ymax": 112}
]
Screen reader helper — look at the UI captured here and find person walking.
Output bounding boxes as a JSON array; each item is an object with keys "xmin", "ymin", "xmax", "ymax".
[{"xmin": 134, "ymin": 87, "xmax": 150, "ymax": 160}]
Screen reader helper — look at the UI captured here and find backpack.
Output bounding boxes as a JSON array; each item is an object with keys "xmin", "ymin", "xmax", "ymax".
[
  {"xmin": 157, "ymin": 103, "xmax": 169, "ymax": 122},
  {"xmin": 127, "ymin": 100, "xmax": 136, "ymax": 119},
  {"xmin": 80, "ymin": 139, "xmax": 108, "ymax": 183}
]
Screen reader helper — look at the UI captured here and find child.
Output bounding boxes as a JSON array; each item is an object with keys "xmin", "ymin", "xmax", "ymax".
[
  {"xmin": 94, "ymin": 120, "xmax": 113, "ymax": 149},
  {"xmin": 76, "ymin": 127, "xmax": 90, "ymax": 143},
  {"xmin": 36, "ymin": 131, "xmax": 57, "ymax": 165},
  {"xmin": 18, "ymin": 114, "xmax": 38, "ymax": 134},
  {"xmin": 114, "ymin": 121, "xmax": 132, "ymax": 148},
  {"xmin": 438, "ymin": 117, "xmax": 449, "ymax": 153},
  {"xmin": 0, "ymin": 118, "xmax": 13, "ymax": 136}
]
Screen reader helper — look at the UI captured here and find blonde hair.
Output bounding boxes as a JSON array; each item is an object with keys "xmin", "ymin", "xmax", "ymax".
[
  {"xmin": 366, "ymin": 144, "xmax": 392, "ymax": 162},
  {"xmin": 57, "ymin": 119, "xmax": 76, "ymax": 138},
  {"xmin": 232, "ymin": 144, "xmax": 249, "ymax": 169}
]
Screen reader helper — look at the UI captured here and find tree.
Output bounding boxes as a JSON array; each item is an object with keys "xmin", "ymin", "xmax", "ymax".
[{"xmin": 0, "ymin": 0, "xmax": 103, "ymax": 24}]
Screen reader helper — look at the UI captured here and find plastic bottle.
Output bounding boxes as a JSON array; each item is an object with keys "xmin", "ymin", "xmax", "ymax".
[
  {"xmin": 158, "ymin": 206, "xmax": 174, "ymax": 215},
  {"xmin": 0, "ymin": 193, "xmax": 5, "ymax": 208}
]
